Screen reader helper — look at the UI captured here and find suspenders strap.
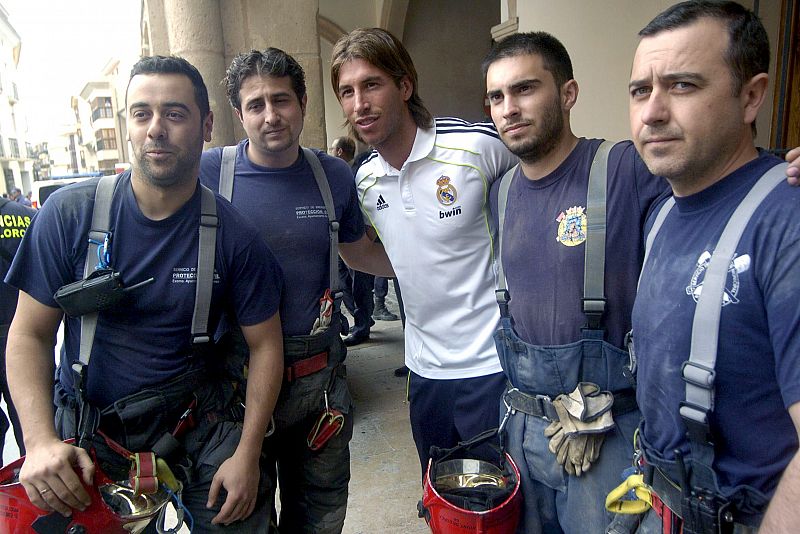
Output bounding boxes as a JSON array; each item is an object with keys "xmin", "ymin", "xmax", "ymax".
[
  {"xmin": 640, "ymin": 162, "xmax": 788, "ymax": 492},
  {"xmin": 494, "ymin": 163, "xmax": 517, "ymax": 314},
  {"xmin": 219, "ymin": 146, "xmax": 237, "ymax": 201},
  {"xmin": 191, "ymin": 185, "xmax": 218, "ymax": 343},
  {"xmin": 218, "ymin": 146, "xmax": 340, "ymax": 295},
  {"xmin": 583, "ymin": 141, "xmax": 615, "ymax": 328},
  {"xmin": 495, "ymin": 140, "xmax": 618, "ymax": 329},
  {"xmin": 301, "ymin": 147, "xmax": 341, "ymax": 295},
  {"xmin": 76, "ymin": 174, "xmax": 118, "ymax": 376},
  {"xmin": 682, "ymin": 162, "xmax": 787, "ymax": 439}
]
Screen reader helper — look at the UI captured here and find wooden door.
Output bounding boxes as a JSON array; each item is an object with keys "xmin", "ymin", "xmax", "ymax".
[{"xmin": 771, "ymin": 0, "xmax": 800, "ymax": 151}]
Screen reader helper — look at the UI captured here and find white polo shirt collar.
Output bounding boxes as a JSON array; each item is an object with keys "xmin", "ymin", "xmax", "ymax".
[{"xmin": 373, "ymin": 126, "xmax": 435, "ymax": 175}]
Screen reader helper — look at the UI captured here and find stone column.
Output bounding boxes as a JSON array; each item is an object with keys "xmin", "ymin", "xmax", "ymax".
[
  {"xmin": 141, "ymin": 0, "xmax": 169, "ymax": 57},
  {"xmin": 220, "ymin": 0, "xmax": 326, "ymax": 149},
  {"xmin": 159, "ymin": 0, "xmax": 235, "ymax": 147},
  {"xmin": 141, "ymin": 0, "xmax": 325, "ymax": 148}
]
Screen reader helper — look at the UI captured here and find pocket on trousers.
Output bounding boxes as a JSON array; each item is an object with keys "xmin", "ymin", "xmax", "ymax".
[
  {"xmin": 273, "ymin": 369, "xmax": 332, "ymax": 429},
  {"xmin": 54, "ymin": 405, "xmax": 76, "ymax": 440},
  {"xmin": 326, "ymin": 366, "xmax": 352, "ymax": 415},
  {"xmin": 522, "ymin": 414, "xmax": 566, "ymax": 492},
  {"xmin": 196, "ymin": 420, "xmax": 242, "ymax": 469},
  {"xmin": 109, "ymin": 390, "xmax": 170, "ymax": 452}
]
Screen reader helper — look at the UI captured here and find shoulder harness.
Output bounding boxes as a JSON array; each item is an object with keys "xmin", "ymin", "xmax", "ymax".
[
  {"xmin": 218, "ymin": 146, "xmax": 341, "ymax": 298},
  {"xmin": 495, "ymin": 140, "xmax": 617, "ymax": 330}
]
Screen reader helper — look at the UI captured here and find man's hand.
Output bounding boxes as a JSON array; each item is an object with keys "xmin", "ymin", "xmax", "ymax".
[
  {"xmin": 19, "ymin": 438, "xmax": 94, "ymax": 516},
  {"xmin": 759, "ymin": 402, "xmax": 800, "ymax": 532},
  {"xmin": 207, "ymin": 450, "xmax": 260, "ymax": 525},
  {"xmin": 786, "ymin": 147, "xmax": 800, "ymax": 186},
  {"xmin": 206, "ymin": 314, "xmax": 280, "ymax": 525}
]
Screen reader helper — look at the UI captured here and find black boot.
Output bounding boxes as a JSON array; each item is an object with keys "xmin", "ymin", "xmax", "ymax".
[{"xmin": 373, "ymin": 298, "xmax": 399, "ymax": 321}]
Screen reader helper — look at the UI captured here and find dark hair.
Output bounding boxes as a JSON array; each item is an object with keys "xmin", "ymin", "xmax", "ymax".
[
  {"xmin": 639, "ymin": 1, "xmax": 769, "ymax": 96},
  {"xmin": 331, "ymin": 28, "xmax": 433, "ymax": 130},
  {"xmin": 224, "ymin": 48, "xmax": 306, "ymax": 111},
  {"xmin": 481, "ymin": 32, "xmax": 574, "ymax": 88},
  {"xmin": 333, "ymin": 136, "xmax": 356, "ymax": 160},
  {"xmin": 129, "ymin": 56, "xmax": 210, "ymax": 118}
]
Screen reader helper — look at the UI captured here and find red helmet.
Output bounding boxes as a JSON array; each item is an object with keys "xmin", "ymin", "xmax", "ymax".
[
  {"xmin": 0, "ymin": 451, "xmax": 172, "ymax": 534},
  {"xmin": 419, "ymin": 452, "xmax": 522, "ymax": 534}
]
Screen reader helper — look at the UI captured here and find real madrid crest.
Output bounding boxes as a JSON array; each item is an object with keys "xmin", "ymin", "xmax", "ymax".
[
  {"xmin": 436, "ymin": 176, "xmax": 457, "ymax": 206},
  {"xmin": 556, "ymin": 206, "xmax": 587, "ymax": 246}
]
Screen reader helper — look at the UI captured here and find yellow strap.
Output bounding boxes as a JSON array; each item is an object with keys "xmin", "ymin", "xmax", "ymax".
[
  {"xmin": 156, "ymin": 458, "xmax": 182, "ymax": 493},
  {"xmin": 605, "ymin": 473, "xmax": 654, "ymax": 514}
]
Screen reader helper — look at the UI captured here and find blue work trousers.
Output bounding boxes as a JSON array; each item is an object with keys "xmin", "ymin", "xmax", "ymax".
[
  {"xmin": 409, "ymin": 371, "xmax": 507, "ymax": 478},
  {"xmin": 495, "ymin": 317, "xmax": 639, "ymax": 534},
  {"xmin": 264, "ymin": 327, "xmax": 353, "ymax": 533},
  {"xmin": 263, "ymin": 408, "xmax": 353, "ymax": 534},
  {"xmin": 55, "ymin": 369, "xmax": 270, "ymax": 533}
]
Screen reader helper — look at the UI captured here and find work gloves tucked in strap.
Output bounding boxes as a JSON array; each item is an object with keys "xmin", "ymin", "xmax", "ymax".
[
  {"xmin": 544, "ymin": 382, "xmax": 615, "ymax": 477},
  {"xmin": 311, "ymin": 289, "xmax": 334, "ymax": 335}
]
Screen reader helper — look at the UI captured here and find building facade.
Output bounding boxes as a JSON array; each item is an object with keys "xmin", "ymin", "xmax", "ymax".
[
  {"xmin": 0, "ymin": 3, "xmax": 33, "ymax": 196},
  {"xmin": 73, "ymin": 59, "xmax": 130, "ymax": 176}
]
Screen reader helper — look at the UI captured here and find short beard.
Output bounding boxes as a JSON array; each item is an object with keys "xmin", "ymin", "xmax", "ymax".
[
  {"xmin": 134, "ymin": 143, "xmax": 201, "ymax": 189},
  {"xmin": 506, "ymin": 97, "xmax": 564, "ymax": 165}
]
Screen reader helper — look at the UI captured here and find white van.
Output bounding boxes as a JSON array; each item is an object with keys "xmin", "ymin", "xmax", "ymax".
[{"xmin": 30, "ymin": 173, "xmax": 103, "ymax": 208}]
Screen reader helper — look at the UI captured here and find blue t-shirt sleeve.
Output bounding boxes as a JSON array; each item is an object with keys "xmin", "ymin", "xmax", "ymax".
[
  {"xmin": 199, "ymin": 147, "xmax": 224, "ymax": 192},
  {"xmin": 758, "ymin": 188, "xmax": 800, "ymax": 409},
  {"xmin": 6, "ymin": 183, "xmax": 95, "ymax": 307},
  {"xmin": 321, "ymin": 153, "xmax": 364, "ymax": 244}
]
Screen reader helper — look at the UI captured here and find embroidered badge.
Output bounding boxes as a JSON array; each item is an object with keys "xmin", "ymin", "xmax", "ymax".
[
  {"xmin": 436, "ymin": 176, "xmax": 457, "ymax": 206},
  {"xmin": 556, "ymin": 206, "xmax": 587, "ymax": 246},
  {"xmin": 685, "ymin": 251, "xmax": 750, "ymax": 306}
]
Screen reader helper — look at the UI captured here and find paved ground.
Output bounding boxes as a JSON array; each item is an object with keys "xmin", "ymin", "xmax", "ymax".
[
  {"xmin": 2, "ymin": 295, "xmax": 431, "ymax": 533},
  {"xmin": 341, "ymin": 317, "xmax": 430, "ymax": 534}
]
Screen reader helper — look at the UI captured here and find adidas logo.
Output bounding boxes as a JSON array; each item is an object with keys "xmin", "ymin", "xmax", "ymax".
[{"xmin": 376, "ymin": 195, "xmax": 389, "ymax": 211}]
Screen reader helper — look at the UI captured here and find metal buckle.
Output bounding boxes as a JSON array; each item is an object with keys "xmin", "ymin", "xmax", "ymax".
[
  {"xmin": 200, "ymin": 213, "xmax": 219, "ymax": 228},
  {"xmin": 681, "ymin": 360, "xmax": 715, "ymax": 388},
  {"xmin": 679, "ymin": 401, "xmax": 714, "ymax": 445}
]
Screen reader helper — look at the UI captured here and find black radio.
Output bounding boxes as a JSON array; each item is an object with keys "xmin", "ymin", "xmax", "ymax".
[{"xmin": 54, "ymin": 269, "xmax": 154, "ymax": 317}]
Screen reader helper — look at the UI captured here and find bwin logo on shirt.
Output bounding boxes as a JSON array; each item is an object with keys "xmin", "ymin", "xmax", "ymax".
[
  {"xmin": 376, "ymin": 195, "xmax": 390, "ymax": 211},
  {"xmin": 439, "ymin": 206, "xmax": 462, "ymax": 219}
]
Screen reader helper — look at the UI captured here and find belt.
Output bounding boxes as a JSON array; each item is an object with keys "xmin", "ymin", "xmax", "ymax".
[
  {"xmin": 505, "ymin": 388, "xmax": 559, "ymax": 420},
  {"xmin": 285, "ymin": 351, "xmax": 328, "ymax": 382},
  {"xmin": 651, "ymin": 468, "xmax": 683, "ymax": 534},
  {"xmin": 505, "ymin": 387, "xmax": 638, "ymax": 421},
  {"xmin": 650, "ymin": 465, "xmax": 761, "ymax": 533}
]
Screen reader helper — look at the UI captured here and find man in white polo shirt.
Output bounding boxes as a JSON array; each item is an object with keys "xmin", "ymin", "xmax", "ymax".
[{"xmin": 331, "ymin": 27, "xmax": 517, "ymax": 472}]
